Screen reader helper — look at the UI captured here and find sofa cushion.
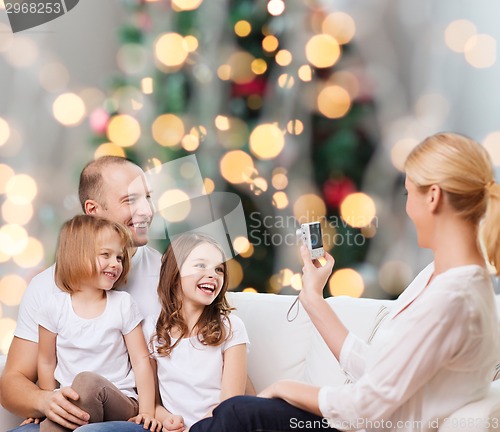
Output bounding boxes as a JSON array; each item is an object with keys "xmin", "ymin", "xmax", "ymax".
[
  {"xmin": 227, "ymin": 292, "xmax": 314, "ymax": 393},
  {"xmin": 303, "ymin": 296, "xmax": 393, "ymax": 387},
  {"xmin": 439, "ymin": 381, "xmax": 500, "ymax": 432}
]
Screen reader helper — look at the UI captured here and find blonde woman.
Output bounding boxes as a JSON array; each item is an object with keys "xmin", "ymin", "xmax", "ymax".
[{"xmin": 191, "ymin": 132, "xmax": 500, "ymax": 432}]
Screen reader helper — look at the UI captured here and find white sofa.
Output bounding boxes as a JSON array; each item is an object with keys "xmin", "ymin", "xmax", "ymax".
[{"xmin": 1, "ymin": 292, "xmax": 500, "ymax": 431}]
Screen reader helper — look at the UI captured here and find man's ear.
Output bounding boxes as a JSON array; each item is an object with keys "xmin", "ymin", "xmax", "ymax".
[
  {"xmin": 428, "ymin": 185, "xmax": 442, "ymax": 212},
  {"xmin": 84, "ymin": 199, "xmax": 100, "ymax": 215}
]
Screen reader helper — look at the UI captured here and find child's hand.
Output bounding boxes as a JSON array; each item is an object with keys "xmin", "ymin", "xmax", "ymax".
[
  {"xmin": 128, "ymin": 413, "xmax": 162, "ymax": 431},
  {"xmin": 162, "ymin": 413, "xmax": 185, "ymax": 432},
  {"xmin": 20, "ymin": 418, "xmax": 41, "ymax": 426}
]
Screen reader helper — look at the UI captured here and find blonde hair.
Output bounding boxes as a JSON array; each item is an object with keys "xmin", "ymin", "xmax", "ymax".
[
  {"xmin": 405, "ymin": 132, "xmax": 500, "ymax": 274},
  {"xmin": 55, "ymin": 215, "xmax": 132, "ymax": 293}
]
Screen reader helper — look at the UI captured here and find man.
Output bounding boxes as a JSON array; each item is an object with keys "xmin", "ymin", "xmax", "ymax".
[{"xmin": 1, "ymin": 156, "xmax": 161, "ymax": 431}]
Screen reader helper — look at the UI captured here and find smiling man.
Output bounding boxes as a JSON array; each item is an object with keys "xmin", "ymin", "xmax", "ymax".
[{"xmin": 0, "ymin": 156, "xmax": 162, "ymax": 431}]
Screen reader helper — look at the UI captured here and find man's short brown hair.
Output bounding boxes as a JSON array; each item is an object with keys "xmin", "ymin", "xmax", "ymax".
[{"xmin": 78, "ymin": 156, "xmax": 137, "ymax": 211}]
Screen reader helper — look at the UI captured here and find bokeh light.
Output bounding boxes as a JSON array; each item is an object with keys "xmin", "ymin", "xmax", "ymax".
[
  {"xmin": 4, "ymin": 36, "xmax": 38, "ymax": 68},
  {"xmin": 390, "ymin": 138, "xmax": 419, "ymax": 172},
  {"xmin": 340, "ymin": 193, "xmax": 376, "ymax": 228},
  {"xmin": 1, "ymin": 200, "xmax": 33, "ymax": 225},
  {"xmin": 278, "ymin": 74, "xmax": 294, "ymax": 89},
  {"xmin": 0, "ymin": 164, "xmax": 15, "ymax": 194},
  {"xmin": 250, "ymin": 177, "xmax": 268, "ymax": 196},
  {"xmin": 227, "ymin": 259, "xmax": 243, "ymax": 289},
  {"xmin": 444, "ymin": 19, "xmax": 477, "ymax": 53},
  {"xmin": 233, "ymin": 236, "xmax": 251, "ymax": 255},
  {"xmin": 306, "ymin": 34, "xmax": 341, "ymax": 68},
  {"xmin": 158, "ymin": 189, "xmax": 191, "ymax": 222},
  {"xmin": 276, "ymin": 50, "xmax": 292, "ymax": 66},
  {"xmin": 155, "ymin": 33, "xmax": 189, "ymax": 69},
  {"xmin": 0, "ymin": 117, "xmax": 11, "ymax": 146},
  {"xmin": 322, "ymin": 12, "xmax": 356, "ymax": 45},
  {"xmin": 317, "ymin": 85, "xmax": 351, "ymax": 118},
  {"xmin": 203, "ymin": 178, "xmax": 215, "ymax": 194},
  {"xmin": 6, "ymin": 174, "xmax": 37, "ymax": 205},
  {"xmin": 0, "ymin": 274, "xmax": 27, "ymax": 306},
  {"xmin": 107, "ymin": 114, "xmax": 141, "ymax": 147},
  {"xmin": 227, "ymin": 51, "xmax": 256, "ymax": 84},
  {"xmin": 251, "ymin": 58, "xmax": 267, "ymax": 75},
  {"xmin": 152, "ymin": 114, "xmax": 185, "ymax": 148},
  {"xmin": 12, "ymin": 237, "xmax": 44, "ymax": 268},
  {"xmin": 141, "ymin": 77, "xmax": 154, "ymax": 94},
  {"xmin": 464, "ymin": 34, "xmax": 497, "ymax": 68},
  {"xmin": 172, "ymin": 0, "xmax": 203, "ymax": 11},
  {"xmin": 329, "ymin": 268, "xmax": 364, "ymax": 297},
  {"xmin": 181, "ymin": 134, "xmax": 200, "ymax": 152},
  {"xmin": 272, "ymin": 191, "xmax": 288, "ymax": 209},
  {"xmin": 262, "ymin": 35, "xmax": 279, "ymax": 52},
  {"xmin": 235, "ymin": 20, "xmax": 252, "ymax": 37},
  {"xmin": 39, "ymin": 62, "xmax": 69, "ymax": 92},
  {"xmin": 483, "ymin": 131, "xmax": 500, "ymax": 166},
  {"xmin": 242, "ymin": 287, "xmax": 258, "ymax": 293},
  {"xmin": 267, "ymin": 0, "xmax": 285, "ymax": 16},
  {"xmin": 184, "ymin": 35, "xmax": 199, "ymax": 53},
  {"xmin": 117, "ymin": 43, "xmax": 148, "ymax": 75},
  {"xmin": 293, "ymin": 194, "xmax": 327, "ymax": 221},
  {"xmin": 286, "ymin": 119, "xmax": 304, "ymax": 135},
  {"xmin": 52, "ymin": 93, "xmax": 86, "ymax": 126},
  {"xmin": 249, "ymin": 123, "xmax": 285, "ymax": 159},
  {"xmin": 298, "ymin": 65, "xmax": 313, "ymax": 82},
  {"xmin": 272, "ymin": 171, "xmax": 288, "ymax": 190},
  {"xmin": 0, "ymin": 224, "xmax": 29, "ymax": 256},
  {"xmin": 220, "ymin": 150, "xmax": 255, "ymax": 184},
  {"xmin": 94, "ymin": 143, "xmax": 126, "ymax": 159}
]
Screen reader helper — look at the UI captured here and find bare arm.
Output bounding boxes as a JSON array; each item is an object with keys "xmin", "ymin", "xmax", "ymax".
[
  {"xmin": 259, "ymin": 380, "xmax": 322, "ymax": 416},
  {"xmin": 298, "ymin": 246, "xmax": 348, "ymax": 360},
  {"xmin": 220, "ymin": 344, "xmax": 247, "ymax": 402},
  {"xmin": 124, "ymin": 325, "xmax": 157, "ymax": 424},
  {"xmin": 0, "ymin": 336, "xmax": 89, "ymax": 428},
  {"xmin": 37, "ymin": 326, "xmax": 57, "ymax": 391},
  {"xmin": 148, "ymin": 351, "xmax": 185, "ymax": 432}
]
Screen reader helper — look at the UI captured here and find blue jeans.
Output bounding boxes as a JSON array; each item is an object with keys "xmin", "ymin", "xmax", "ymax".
[
  {"xmin": 8, "ymin": 422, "xmax": 145, "ymax": 432},
  {"xmin": 190, "ymin": 396, "xmax": 338, "ymax": 432}
]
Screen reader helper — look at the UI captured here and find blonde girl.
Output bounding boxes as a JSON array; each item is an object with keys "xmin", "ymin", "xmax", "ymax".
[{"xmin": 36, "ymin": 215, "xmax": 161, "ymax": 432}]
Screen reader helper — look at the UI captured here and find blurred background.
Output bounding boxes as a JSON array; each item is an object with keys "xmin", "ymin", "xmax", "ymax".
[{"xmin": 0, "ymin": 0, "xmax": 499, "ymax": 355}]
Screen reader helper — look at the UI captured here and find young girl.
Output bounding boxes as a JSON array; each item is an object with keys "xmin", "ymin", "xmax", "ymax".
[
  {"xmin": 36, "ymin": 215, "xmax": 161, "ymax": 432},
  {"xmin": 146, "ymin": 232, "xmax": 249, "ymax": 431}
]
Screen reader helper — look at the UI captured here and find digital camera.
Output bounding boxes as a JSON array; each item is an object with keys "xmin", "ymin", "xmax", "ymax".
[{"xmin": 298, "ymin": 222, "xmax": 324, "ymax": 260}]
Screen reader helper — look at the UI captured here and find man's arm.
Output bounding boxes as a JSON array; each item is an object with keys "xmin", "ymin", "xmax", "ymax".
[{"xmin": 0, "ymin": 336, "xmax": 90, "ymax": 428}]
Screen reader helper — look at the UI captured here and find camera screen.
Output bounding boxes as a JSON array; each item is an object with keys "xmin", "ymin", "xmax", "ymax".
[{"xmin": 309, "ymin": 223, "xmax": 323, "ymax": 249}]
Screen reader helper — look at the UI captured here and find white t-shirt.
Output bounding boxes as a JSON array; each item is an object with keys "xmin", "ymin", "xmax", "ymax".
[
  {"xmin": 15, "ymin": 245, "xmax": 161, "ymax": 343},
  {"xmin": 145, "ymin": 314, "xmax": 249, "ymax": 427},
  {"xmin": 38, "ymin": 290, "xmax": 142, "ymax": 398},
  {"xmin": 319, "ymin": 263, "xmax": 499, "ymax": 432}
]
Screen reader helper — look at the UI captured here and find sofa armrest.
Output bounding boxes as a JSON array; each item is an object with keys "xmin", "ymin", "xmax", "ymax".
[
  {"xmin": 439, "ymin": 384, "xmax": 500, "ymax": 432},
  {"xmin": 0, "ymin": 355, "xmax": 26, "ymax": 430}
]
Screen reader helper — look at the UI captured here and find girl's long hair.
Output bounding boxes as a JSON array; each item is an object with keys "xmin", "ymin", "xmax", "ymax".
[{"xmin": 153, "ymin": 232, "xmax": 233, "ymax": 356}]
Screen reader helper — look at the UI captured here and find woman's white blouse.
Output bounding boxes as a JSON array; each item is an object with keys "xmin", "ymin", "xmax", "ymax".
[{"xmin": 319, "ymin": 263, "xmax": 499, "ymax": 431}]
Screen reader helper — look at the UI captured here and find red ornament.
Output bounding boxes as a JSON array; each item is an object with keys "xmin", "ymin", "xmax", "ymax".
[{"xmin": 323, "ymin": 177, "xmax": 356, "ymax": 208}]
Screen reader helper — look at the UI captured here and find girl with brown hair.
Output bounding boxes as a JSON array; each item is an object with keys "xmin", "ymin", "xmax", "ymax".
[{"xmin": 146, "ymin": 232, "xmax": 249, "ymax": 432}]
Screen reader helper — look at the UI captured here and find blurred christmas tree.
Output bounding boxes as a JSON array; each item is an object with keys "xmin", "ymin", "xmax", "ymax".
[{"xmin": 88, "ymin": 0, "xmax": 378, "ymax": 297}]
